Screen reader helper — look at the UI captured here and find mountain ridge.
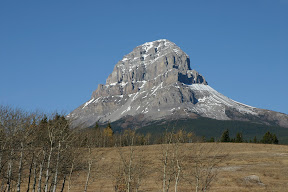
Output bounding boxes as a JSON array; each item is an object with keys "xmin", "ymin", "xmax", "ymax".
[{"xmin": 69, "ymin": 39, "xmax": 288, "ymax": 129}]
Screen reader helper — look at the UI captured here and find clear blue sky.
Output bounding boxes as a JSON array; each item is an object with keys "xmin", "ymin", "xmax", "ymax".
[{"xmin": 0, "ymin": 0, "xmax": 287, "ymax": 115}]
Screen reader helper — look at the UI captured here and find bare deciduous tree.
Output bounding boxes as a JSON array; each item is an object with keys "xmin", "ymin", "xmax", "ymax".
[
  {"xmin": 84, "ymin": 146, "xmax": 92, "ymax": 192},
  {"xmin": 183, "ymin": 143, "xmax": 228, "ymax": 192},
  {"xmin": 160, "ymin": 130, "xmax": 187, "ymax": 192},
  {"xmin": 115, "ymin": 130, "xmax": 146, "ymax": 192},
  {"xmin": 161, "ymin": 131, "xmax": 173, "ymax": 192}
]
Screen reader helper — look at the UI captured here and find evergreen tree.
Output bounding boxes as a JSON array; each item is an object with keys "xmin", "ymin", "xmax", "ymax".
[
  {"xmin": 272, "ymin": 134, "xmax": 279, "ymax": 144},
  {"xmin": 261, "ymin": 131, "xmax": 279, "ymax": 144},
  {"xmin": 220, "ymin": 129, "xmax": 230, "ymax": 142},
  {"xmin": 94, "ymin": 122, "xmax": 99, "ymax": 130},
  {"xmin": 253, "ymin": 136, "xmax": 257, "ymax": 143},
  {"xmin": 107, "ymin": 122, "xmax": 112, "ymax": 129},
  {"xmin": 209, "ymin": 137, "xmax": 215, "ymax": 142},
  {"xmin": 261, "ymin": 131, "xmax": 272, "ymax": 144},
  {"xmin": 35, "ymin": 115, "xmax": 49, "ymax": 146},
  {"xmin": 235, "ymin": 132, "xmax": 243, "ymax": 143},
  {"xmin": 93, "ymin": 121, "xmax": 101, "ymax": 147}
]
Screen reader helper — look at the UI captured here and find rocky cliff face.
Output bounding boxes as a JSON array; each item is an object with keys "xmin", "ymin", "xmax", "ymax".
[
  {"xmin": 92, "ymin": 40, "xmax": 207, "ymax": 99},
  {"xmin": 68, "ymin": 39, "xmax": 288, "ymax": 128}
]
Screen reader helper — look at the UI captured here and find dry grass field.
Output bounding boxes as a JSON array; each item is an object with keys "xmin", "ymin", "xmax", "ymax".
[{"xmin": 67, "ymin": 143, "xmax": 288, "ymax": 192}]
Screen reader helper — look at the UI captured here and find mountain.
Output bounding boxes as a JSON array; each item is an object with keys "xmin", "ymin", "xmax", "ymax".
[{"xmin": 68, "ymin": 39, "xmax": 288, "ymax": 129}]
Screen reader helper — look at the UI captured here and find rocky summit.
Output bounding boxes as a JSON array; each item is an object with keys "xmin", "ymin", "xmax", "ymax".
[{"xmin": 69, "ymin": 39, "xmax": 288, "ymax": 128}]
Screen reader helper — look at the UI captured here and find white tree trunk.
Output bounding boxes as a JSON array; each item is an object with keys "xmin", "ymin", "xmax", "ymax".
[
  {"xmin": 196, "ymin": 177, "xmax": 199, "ymax": 192},
  {"xmin": 174, "ymin": 142, "xmax": 181, "ymax": 192},
  {"xmin": 6, "ymin": 149, "xmax": 14, "ymax": 192},
  {"xmin": 32, "ymin": 159, "xmax": 37, "ymax": 192},
  {"xmin": 16, "ymin": 142, "xmax": 24, "ymax": 192},
  {"xmin": 84, "ymin": 147, "xmax": 92, "ymax": 192},
  {"xmin": 67, "ymin": 161, "xmax": 74, "ymax": 192},
  {"xmin": 162, "ymin": 146, "xmax": 168, "ymax": 192},
  {"xmin": 38, "ymin": 152, "xmax": 45, "ymax": 192},
  {"xmin": 174, "ymin": 159, "xmax": 181, "ymax": 192},
  {"xmin": 162, "ymin": 134, "xmax": 173, "ymax": 192},
  {"xmin": 127, "ymin": 141, "xmax": 134, "ymax": 192},
  {"xmin": 27, "ymin": 153, "xmax": 34, "ymax": 192},
  {"xmin": 44, "ymin": 144, "xmax": 53, "ymax": 192},
  {"xmin": 52, "ymin": 141, "xmax": 61, "ymax": 192}
]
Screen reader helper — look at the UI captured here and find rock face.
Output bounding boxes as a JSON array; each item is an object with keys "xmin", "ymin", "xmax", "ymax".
[{"xmin": 69, "ymin": 39, "xmax": 288, "ymax": 128}]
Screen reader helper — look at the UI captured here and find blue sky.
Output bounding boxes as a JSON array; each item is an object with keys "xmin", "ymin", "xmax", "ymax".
[{"xmin": 0, "ymin": 0, "xmax": 287, "ymax": 115}]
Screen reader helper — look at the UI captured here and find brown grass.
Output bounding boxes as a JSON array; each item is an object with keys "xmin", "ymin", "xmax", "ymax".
[{"xmin": 65, "ymin": 143, "xmax": 288, "ymax": 192}]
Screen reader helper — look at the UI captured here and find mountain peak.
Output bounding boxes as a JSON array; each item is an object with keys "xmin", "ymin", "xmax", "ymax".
[
  {"xmin": 106, "ymin": 39, "xmax": 205, "ymax": 87},
  {"xmin": 69, "ymin": 40, "xmax": 288, "ymax": 129},
  {"xmin": 90, "ymin": 39, "xmax": 207, "ymax": 103},
  {"xmin": 120, "ymin": 39, "xmax": 188, "ymax": 69},
  {"xmin": 140, "ymin": 39, "xmax": 178, "ymax": 51}
]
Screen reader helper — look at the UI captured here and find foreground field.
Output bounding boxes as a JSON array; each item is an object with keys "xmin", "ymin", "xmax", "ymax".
[{"xmin": 70, "ymin": 143, "xmax": 288, "ymax": 192}]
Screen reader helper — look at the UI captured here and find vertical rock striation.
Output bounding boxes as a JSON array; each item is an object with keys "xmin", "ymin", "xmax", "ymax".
[{"xmin": 69, "ymin": 39, "xmax": 288, "ymax": 128}]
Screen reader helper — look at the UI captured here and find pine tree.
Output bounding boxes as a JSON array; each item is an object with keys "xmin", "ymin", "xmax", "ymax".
[
  {"xmin": 261, "ymin": 131, "xmax": 278, "ymax": 144},
  {"xmin": 261, "ymin": 131, "xmax": 272, "ymax": 144},
  {"xmin": 220, "ymin": 129, "xmax": 230, "ymax": 142},
  {"xmin": 93, "ymin": 122, "xmax": 101, "ymax": 147},
  {"xmin": 235, "ymin": 132, "xmax": 243, "ymax": 143},
  {"xmin": 209, "ymin": 137, "xmax": 215, "ymax": 142},
  {"xmin": 253, "ymin": 136, "xmax": 257, "ymax": 143},
  {"xmin": 272, "ymin": 134, "xmax": 279, "ymax": 144},
  {"xmin": 94, "ymin": 122, "xmax": 99, "ymax": 130}
]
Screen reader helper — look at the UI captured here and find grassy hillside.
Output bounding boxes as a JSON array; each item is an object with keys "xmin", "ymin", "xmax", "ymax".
[
  {"xmin": 69, "ymin": 143, "xmax": 288, "ymax": 191},
  {"xmin": 110, "ymin": 117, "xmax": 288, "ymax": 144}
]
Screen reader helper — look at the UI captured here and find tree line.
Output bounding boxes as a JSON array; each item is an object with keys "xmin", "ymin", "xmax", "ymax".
[
  {"xmin": 0, "ymin": 105, "xmax": 280, "ymax": 191},
  {"xmin": 79, "ymin": 122, "xmax": 203, "ymax": 148},
  {"xmin": 0, "ymin": 105, "xmax": 90, "ymax": 192},
  {"xmin": 211, "ymin": 129, "xmax": 279, "ymax": 144},
  {"xmin": 0, "ymin": 105, "xmax": 228, "ymax": 191}
]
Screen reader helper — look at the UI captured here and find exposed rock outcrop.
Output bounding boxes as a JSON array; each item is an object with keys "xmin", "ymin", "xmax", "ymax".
[{"xmin": 68, "ymin": 39, "xmax": 288, "ymax": 129}]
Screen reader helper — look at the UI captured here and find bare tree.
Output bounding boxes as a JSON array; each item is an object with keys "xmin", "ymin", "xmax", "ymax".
[
  {"xmin": 52, "ymin": 141, "xmax": 61, "ymax": 192},
  {"xmin": 0, "ymin": 106, "xmax": 84, "ymax": 192},
  {"xmin": 6, "ymin": 148, "xmax": 14, "ymax": 192},
  {"xmin": 37, "ymin": 150, "xmax": 45, "ymax": 192},
  {"xmin": 83, "ymin": 146, "xmax": 93, "ymax": 192},
  {"xmin": 183, "ymin": 143, "xmax": 228, "ymax": 192},
  {"xmin": 44, "ymin": 117, "xmax": 56, "ymax": 192},
  {"xmin": 115, "ymin": 130, "xmax": 146, "ymax": 192},
  {"xmin": 0, "ymin": 105, "xmax": 31, "ymax": 191},
  {"xmin": 172, "ymin": 132, "xmax": 185, "ymax": 192},
  {"xmin": 67, "ymin": 159, "xmax": 74, "ymax": 192},
  {"xmin": 32, "ymin": 152, "xmax": 39, "ymax": 192},
  {"xmin": 16, "ymin": 142, "xmax": 24, "ymax": 192},
  {"xmin": 159, "ymin": 129, "xmax": 188, "ymax": 192},
  {"xmin": 160, "ymin": 131, "xmax": 174, "ymax": 192}
]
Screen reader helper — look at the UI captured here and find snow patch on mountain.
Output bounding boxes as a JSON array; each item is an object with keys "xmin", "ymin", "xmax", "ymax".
[
  {"xmin": 189, "ymin": 84, "xmax": 256, "ymax": 113},
  {"xmin": 82, "ymin": 98, "xmax": 94, "ymax": 109},
  {"xmin": 69, "ymin": 39, "xmax": 288, "ymax": 129}
]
